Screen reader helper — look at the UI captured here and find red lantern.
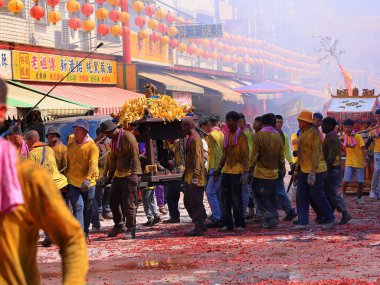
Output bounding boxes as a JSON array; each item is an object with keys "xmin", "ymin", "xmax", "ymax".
[
  {"xmin": 150, "ymin": 33, "xmax": 161, "ymax": 43},
  {"xmin": 165, "ymin": 11, "xmax": 175, "ymax": 24},
  {"xmin": 169, "ymin": 38, "xmax": 178, "ymax": 48},
  {"xmin": 202, "ymin": 51, "xmax": 210, "ymax": 59},
  {"xmin": 46, "ymin": 0, "xmax": 59, "ymax": 7},
  {"xmin": 109, "ymin": 9, "xmax": 119, "ymax": 21},
  {"xmin": 210, "ymin": 40, "xmax": 217, "ymax": 49},
  {"xmin": 134, "ymin": 15, "xmax": 146, "ymax": 28},
  {"xmin": 97, "ymin": 23, "xmax": 109, "ymax": 36},
  {"xmin": 30, "ymin": 5, "xmax": 44, "ymax": 20},
  {"xmin": 187, "ymin": 45, "xmax": 195, "ymax": 55},
  {"xmin": 194, "ymin": 38, "xmax": 202, "ymax": 45},
  {"xmin": 80, "ymin": 3, "xmax": 93, "ymax": 17},
  {"xmin": 120, "ymin": 26, "xmax": 130, "ymax": 37},
  {"xmin": 194, "ymin": 48, "xmax": 202, "ymax": 57},
  {"xmin": 144, "ymin": 4, "xmax": 155, "ymax": 17},
  {"xmin": 0, "ymin": 0, "xmax": 3, "ymax": 8},
  {"xmin": 68, "ymin": 17, "xmax": 81, "ymax": 30},
  {"xmin": 157, "ymin": 22, "xmax": 168, "ymax": 34},
  {"xmin": 210, "ymin": 52, "xmax": 218, "ymax": 60},
  {"xmin": 95, "ymin": 0, "xmax": 106, "ymax": 4}
]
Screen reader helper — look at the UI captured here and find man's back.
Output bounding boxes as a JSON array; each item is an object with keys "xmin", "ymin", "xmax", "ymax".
[{"xmin": 0, "ymin": 158, "xmax": 87, "ymax": 285}]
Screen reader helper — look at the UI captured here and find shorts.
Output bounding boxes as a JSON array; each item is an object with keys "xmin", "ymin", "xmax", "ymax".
[{"xmin": 343, "ymin": 166, "xmax": 365, "ymax": 183}]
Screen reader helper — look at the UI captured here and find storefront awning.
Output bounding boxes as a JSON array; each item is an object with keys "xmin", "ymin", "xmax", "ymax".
[
  {"xmin": 6, "ymin": 81, "xmax": 92, "ymax": 117},
  {"xmin": 20, "ymin": 83, "xmax": 143, "ymax": 116},
  {"xmin": 139, "ymin": 72, "xmax": 204, "ymax": 94},
  {"xmin": 166, "ymin": 73, "xmax": 243, "ymax": 104}
]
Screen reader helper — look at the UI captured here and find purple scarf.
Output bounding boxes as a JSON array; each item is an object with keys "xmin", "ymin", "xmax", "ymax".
[
  {"xmin": 111, "ymin": 129, "xmax": 123, "ymax": 152},
  {"xmin": 75, "ymin": 134, "xmax": 91, "ymax": 146},
  {"xmin": 224, "ymin": 128, "xmax": 241, "ymax": 148},
  {"xmin": 317, "ymin": 128, "xmax": 325, "ymax": 140},
  {"xmin": 19, "ymin": 140, "xmax": 29, "ymax": 157},
  {"xmin": 343, "ymin": 130, "xmax": 356, "ymax": 147},
  {"xmin": 260, "ymin": 126, "xmax": 279, "ymax": 134},
  {"xmin": 0, "ymin": 138, "xmax": 24, "ymax": 213}
]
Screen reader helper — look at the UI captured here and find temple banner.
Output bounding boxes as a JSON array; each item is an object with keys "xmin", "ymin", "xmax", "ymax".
[
  {"xmin": 12, "ymin": 51, "xmax": 117, "ymax": 84},
  {"xmin": 0, "ymin": 50, "xmax": 12, "ymax": 79}
]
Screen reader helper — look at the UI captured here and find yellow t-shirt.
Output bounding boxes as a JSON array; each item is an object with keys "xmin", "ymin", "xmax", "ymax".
[
  {"xmin": 0, "ymin": 158, "xmax": 87, "ymax": 285},
  {"xmin": 207, "ymin": 129, "xmax": 224, "ymax": 170},
  {"xmin": 345, "ymin": 134, "xmax": 365, "ymax": 168},
  {"xmin": 220, "ymin": 131, "xmax": 249, "ymax": 174},
  {"xmin": 370, "ymin": 127, "xmax": 380, "ymax": 153}
]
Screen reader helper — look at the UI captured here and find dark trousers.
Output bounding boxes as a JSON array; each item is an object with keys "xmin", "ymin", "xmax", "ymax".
[
  {"xmin": 221, "ymin": 174, "xmax": 246, "ymax": 228},
  {"xmin": 110, "ymin": 176, "xmax": 138, "ymax": 230},
  {"xmin": 297, "ymin": 171, "xmax": 335, "ymax": 225},
  {"xmin": 166, "ymin": 180, "xmax": 182, "ymax": 220},
  {"xmin": 95, "ymin": 184, "xmax": 111, "ymax": 214},
  {"xmin": 253, "ymin": 178, "xmax": 279, "ymax": 224},
  {"xmin": 183, "ymin": 183, "xmax": 206, "ymax": 231},
  {"xmin": 324, "ymin": 168, "xmax": 347, "ymax": 213}
]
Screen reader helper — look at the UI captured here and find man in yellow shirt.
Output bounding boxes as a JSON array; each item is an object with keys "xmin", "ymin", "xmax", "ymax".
[
  {"xmin": 369, "ymin": 109, "xmax": 380, "ymax": 199},
  {"xmin": 341, "ymin": 119, "xmax": 366, "ymax": 204},
  {"xmin": 100, "ymin": 120, "xmax": 142, "ymax": 240},
  {"xmin": 0, "ymin": 78, "xmax": 88, "ymax": 285},
  {"xmin": 67, "ymin": 119, "xmax": 99, "ymax": 239},
  {"xmin": 205, "ymin": 115, "xmax": 224, "ymax": 228},
  {"xmin": 214, "ymin": 111, "xmax": 248, "ymax": 231},
  {"xmin": 182, "ymin": 118, "xmax": 207, "ymax": 236},
  {"xmin": 292, "ymin": 110, "xmax": 336, "ymax": 230},
  {"xmin": 249, "ymin": 113, "xmax": 285, "ymax": 229}
]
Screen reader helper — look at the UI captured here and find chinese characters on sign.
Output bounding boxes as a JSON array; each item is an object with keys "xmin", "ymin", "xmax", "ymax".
[
  {"xmin": 0, "ymin": 50, "xmax": 12, "ymax": 80},
  {"xmin": 12, "ymin": 51, "xmax": 117, "ymax": 84},
  {"xmin": 175, "ymin": 24, "xmax": 223, "ymax": 39}
]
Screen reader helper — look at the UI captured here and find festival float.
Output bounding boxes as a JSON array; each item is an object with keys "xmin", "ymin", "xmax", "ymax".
[
  {"xmin": 114, "ymin": 83, "xmax": 195, "ymax": 184},
  {"xmin": 327, "ymin": 87, "xmax": 380, "ymax": 193}
]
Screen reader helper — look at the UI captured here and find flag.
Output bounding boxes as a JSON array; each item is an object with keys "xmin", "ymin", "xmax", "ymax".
[{"xmin": 338, "ymin": 64, "xmax": 353, "ymax": 96}]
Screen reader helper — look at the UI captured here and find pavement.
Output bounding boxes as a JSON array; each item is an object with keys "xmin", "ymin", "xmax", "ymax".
[{"xmin": 37, "ymin": 188, "xmax": 380, "ymax": 285}]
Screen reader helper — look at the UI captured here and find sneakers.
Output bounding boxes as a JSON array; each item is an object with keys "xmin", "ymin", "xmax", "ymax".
[
  {"xmin": 263, "ymin": 220, "xmax": 278, "ymax": 229},
  {"xmin": 102, "ymin": 212, "xmax": 113, "ymax": 220},
  {"xmin": 99, "ymin": 214, "xmax": 105, "ymax": 222},
  {"xmin": 41, "ymin": 237, "xmax": 52, "ymax": 247},
  {"xmin": 152, "ymin": 216, "xmax": 161, "ymax": 225},
  {"xmin": 90, "ymin": 226, "xmax": 101, "ymax": 233},
  {"xmin": 107, "ymin": 226, "xmax": 125, "ymax": 237},
  {"xmin": 185, "ymin": 230, "xmax": 204, "ymax": 237},
  {"xmin": 236, "ymin": 227, "xmax": 246, "ymax": 232},
  {"xmin": 123, "ymin": 229, "xmax": 136, "ymax": 240},
  {"xmin": 290, "ymin": 224, "xmax": 310, "ymax": 230},
  {"xmin": 339, "ymin": 212, "xmax": 352, "ymax": 225},
  {"xmin": 322, "ymin": 220, "xmax": 338, "ymax": 230},
  {"xmin": 163, "ymin": 218, "xmax": 180, "ymax": 224},
  {"xmin": 219, "ymin": 226, "xmax": 233, "ymax": 232},
  {"xmin": 356, "ymin": 197, "xmax": 365, "ymax": 204},
  {"xmin": 142, "ymin": 219, "xmax": 154, "ymax": 227},
  {"xmin": 283, "ymin": 210, "xmax": 297, "ymax": 222},
  {"xmin": 206, "ymin": 220, "xmax": 223, "ymax": 228}
]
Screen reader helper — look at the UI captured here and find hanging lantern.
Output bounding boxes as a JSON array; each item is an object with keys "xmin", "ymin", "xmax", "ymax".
[
  {"xmin": 80, "ymin": 3, "xmax": 93, "ymax": 17},
  {"xmin": 176, "ymin": 16, "xmax": 184, "ymax": 24},
  {"xmin": 150, "ymin": 33, "xmax": 161, "ymax": 43},
  {"xmin": 97, "ymin": 23, "xmax": 110, "ymax": 36},
  {"xmin": 202, "ymin": 39, "xmax": 210, "ymax": 47},
  {"xmin": 194, "ymin": 38, "xmax": 202, "ymax": 45},
  {"xmin": 187, "ymin": 45, "xmax": 195, "ymax": 55},
  {"xmin": 217, "ymin": 42, "xmax": 224, "ymax": 50},
  {"xmin": 48, "ymin": 10, "xmax": 61, "ymax": 25},
  {"xmin": 160, "ymin": 35, "xmax": 170, "ymax": 45},
  {"xmin": 46, "ymin": 0, "xmax": 59, "ymax": 7},
  {"xmin": 66, "ymin": 0, "xmax": 80, "ymax": 13},
  {"xmin": 107, "ymin": 0, "xmax": 119, "ymax": 6},
  {"xmin": 82, "ymin": 19, "xmax": 95, "ymax": 31},
  {"xmin": 138, "ymin": 29, "xmax": 149, "ymax": 39},
  {"xmin": 110, "ymin": 25, "xmax": 121, "ymax": 36},
  {"xmin": 210, "ymin": 40, "xmax": 217, "ymax": 49},
  {"xmin": 165, "ymin": 11, "xmax": 175, "ymax": 24},
  {"xmin": 202, "ymin": 51, "xmax": 210, "ymax": 60},
  {"xmin": 144, "ymin": 4, "xmax": 155, "ymax": 17},
  {"xmin": 194, "ymin": 48, "xmax": 202, "ymax": 57},
  {"xmin": 210, "ymin": 52, "xmax": 218, "ymax": 60},
  {"xmin": 177, "ymin": 42, "xmax": 187, "ymax": 53},
  {"xmin": 155, "ymin": 8, "xmax": 167, "ymax": 21},
  {"xmin": 109, "ymin": 9, "xmax": 119, "ymax": 22},
  {"xmin": 68, "ymin": 17, "xmax": 82, "ymax": 30},
  {"xmin": 7, "ymin": 0, "xmax": 24, "ymax": 15},
  {"xmin": 147, "ymin": 18, "xmax": 158, "ymax": 30},
  {"xmin": 169, "ymin": 38, "xmax": 178, "ymax": 49},
  {"xmin": 167, "ymin": 26, "xmax": 178, "ymax": 37},
  {"xmin": 132, "ymin": 0, "xmax": 144, "ymax": 13},
  {"xmin": 157, "ymin": 22, "xmax": 168, "ymax": 34},
  {"xmin": 224, "ymin": 55, "xmax": 232, "ymax": 63},
  {"xmin": 120, "ymin": 26, "xmax": 130, "ymax": 37},
  {"xmin": 95, "ymin": 0, "xmax": 106, "ymax": 4},
  {"xmin": 96, "ymin": 7, "xmax": 108, "ymax": 21},
  {"xmin": 30, "ymin": 5, "xmax": 44, "ymax": 20},
  {"xmin": 134, "ymin": 15, "xmax": 146, "ymax": 28},
  {"xmin": 0, "ymin": 0, "xmax": 3, "ymax": 8},
  {"xmin": 118, "ymin": 11, "xmax": 129, "ymax": 23}
]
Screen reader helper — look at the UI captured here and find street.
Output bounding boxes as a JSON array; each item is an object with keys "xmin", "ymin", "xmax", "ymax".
[{"xmin": 37, "ymin": 194, "xmax": 380, "ymax": 285}]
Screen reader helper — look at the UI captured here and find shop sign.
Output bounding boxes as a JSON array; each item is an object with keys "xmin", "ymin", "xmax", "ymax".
[
  {"xmin": 172, "ymin": 91, "xmax": 192, "ymax": 106},
  {"xmin": 175, "ymin": 24, "xmax": 223, "ymax": 39},
  {"xmin": 12, "ymin": 51, "xmax": 117, "ymax": 84},
  {"xmin": 0, "ymin": 50, "xmax": 12, "ymax": 79}
]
